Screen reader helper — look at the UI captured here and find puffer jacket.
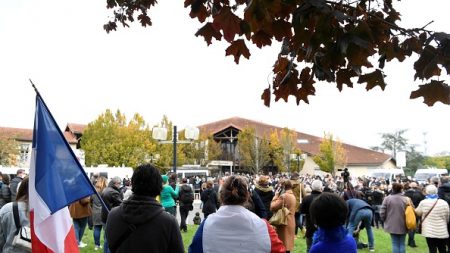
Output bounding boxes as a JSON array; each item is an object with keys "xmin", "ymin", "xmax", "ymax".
[{"xmin": 415, "ymin": 197, "xmax": 449, "ymax": 239}]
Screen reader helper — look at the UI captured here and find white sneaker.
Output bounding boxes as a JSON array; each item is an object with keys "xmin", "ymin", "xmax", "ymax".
[
  {"xmin": 78, "ymin": 242, "xmax": 87, "ymax": 248},
  {"xmin": 94, "ymin": 245, "xmax": 99, "ymax": 251}
]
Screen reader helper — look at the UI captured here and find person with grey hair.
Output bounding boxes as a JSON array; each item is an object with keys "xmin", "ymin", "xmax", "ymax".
[
  {"xmin": 415, "ymin": 184, "xmax": 449, "ymax": 253},
  {"xmin": 101, "ymin": 177, "xmax": 123, "ymax": 253},
  {"xmin": 300, "ymin": 179, "xmax": 323, "ymax": 252}
]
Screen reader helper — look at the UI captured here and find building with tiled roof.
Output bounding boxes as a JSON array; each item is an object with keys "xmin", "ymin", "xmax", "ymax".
[
  {"xmin": 198, "ymin": 117, "xmax": 396, "ymax": 177},
  {"xmin": 0, "ymin": 125, "xmax": 81, "ymax": 167},
  {"xmin": 1, "ymin": 117, "xmax": 395, "ymax": 177}
]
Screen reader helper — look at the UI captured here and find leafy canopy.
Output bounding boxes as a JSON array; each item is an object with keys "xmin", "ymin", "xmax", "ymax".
[
  {"xmin": 313, "ymin": 133, "xmax": 347, "ymax": 175},
  {"xmin": 0, "ymin": 132, "xmax": 19, "ymax": 166},
  {"xmin": 104, "ymin": 0, "xmax": 449, "ymax": 107}
]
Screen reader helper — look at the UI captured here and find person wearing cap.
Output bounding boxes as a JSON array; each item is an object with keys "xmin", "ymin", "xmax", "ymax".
[
  {"xmin": 160, "ymin": 174, "xmax": 179, "ymax": 216},
  {"xmin": 404, "ymin": 181, "xmax": 425, "ymax": 248},
  {"xmin": 300, "ymin": 179, "xmax": 323, "ymax": 253}
]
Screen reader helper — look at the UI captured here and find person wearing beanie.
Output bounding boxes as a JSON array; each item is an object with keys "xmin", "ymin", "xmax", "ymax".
[
  {"xmin": 160, "ymin": 174, "xmax": 179, "ymax": 216},
  {"xmin": 300, "ymin": 179, "xmax": 323, "ymax": 253},
  {"xmin": 254, "ymin": 176, "xmax": 275, "ymax": 219}
]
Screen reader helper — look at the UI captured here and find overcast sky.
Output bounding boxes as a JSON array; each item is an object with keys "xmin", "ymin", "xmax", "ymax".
[{"xmin": 1, "ymin": 0, "xmax": 449, "ymax": 155}]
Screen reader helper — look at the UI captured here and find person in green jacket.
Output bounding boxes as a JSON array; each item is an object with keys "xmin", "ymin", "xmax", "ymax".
[{"xmin": 160, "ymin": 175, "xmax": 179, "ymax": 216}]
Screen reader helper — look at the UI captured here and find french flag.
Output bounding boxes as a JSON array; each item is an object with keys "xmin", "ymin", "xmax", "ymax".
[{"xmin": 29, "ymin": 94, "xmax": 95, "ymax": 252}]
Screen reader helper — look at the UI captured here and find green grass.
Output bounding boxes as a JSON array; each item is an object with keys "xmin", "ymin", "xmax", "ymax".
[{"xmin": 79, "ymin": 226, "xmax": 427, "ymax": 253}]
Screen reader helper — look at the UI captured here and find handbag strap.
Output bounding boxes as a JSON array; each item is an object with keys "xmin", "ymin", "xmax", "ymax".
[
  {"xmin": 422, "ymin": 199, "xmax": 439, "ymax": 223},
  {"xmin": 12, "ymin": 202, "xmax": 21, "ymax": 235}
]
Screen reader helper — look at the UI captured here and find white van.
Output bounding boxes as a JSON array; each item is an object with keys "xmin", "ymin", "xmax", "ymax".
[
  {"xmin": 414, "ymin": 168, "xmax": 448, "ymax": 184},
  {"xmin": 176, "ymin": 168, "xmax": 209, "ymax": 179},
  {"xmin": 369, "ymin": 168, "xmax": 405, "ymax": 183},
  {"xmin": 83, "ymin": 166, "xmax": 134, "ymax": 182}
]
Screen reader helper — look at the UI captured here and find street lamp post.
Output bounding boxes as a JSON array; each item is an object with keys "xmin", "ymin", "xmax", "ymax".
[
  {"xmin": 290, "ymin": 153, "xmax": 306, "ymax": 173},
  {"xmin": 152, "ymin": 125, "xmax": 199, "ymax": 173}
]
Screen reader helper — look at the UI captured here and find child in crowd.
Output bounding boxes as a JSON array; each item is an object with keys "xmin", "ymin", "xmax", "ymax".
[{"xmin": 193, "ymin": 212, "xmax": 202, "ymax": 225}]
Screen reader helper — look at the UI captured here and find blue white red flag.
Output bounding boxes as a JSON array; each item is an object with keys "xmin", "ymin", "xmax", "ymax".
[{"xmin": 29, "ymin": 95, "xmax": 95, "ymax": 252}]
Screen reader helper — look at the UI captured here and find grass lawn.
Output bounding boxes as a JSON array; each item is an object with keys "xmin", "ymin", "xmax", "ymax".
[{"xmin": 79, "ymin": 226, "xmax": 427, "ymax": 253}]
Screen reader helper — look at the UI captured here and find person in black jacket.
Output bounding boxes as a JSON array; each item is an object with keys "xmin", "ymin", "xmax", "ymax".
[
  {"xmin": 254, "ymin": 176, "xmax": 275, "ymax": 219},
  {"xmin": 102, "ymin": 176, "xmax": 123, "ymax": 253},
  {"xmin": 438, "ymin": 176, "xmax": 450, "ymax": 252},
  {"xmin": 300, "ymin": 179, "xmax": 323, "ymax": 253},
  {"xmin": 178, "ymin": 178, "xmax": 194, "ymax": 232},
  {"xmin": 404, "ymin": 182, "xmax": 425, "ymax": 248},
  {"xmin": 201, "ymin": 180, "xmax": 219, "ymax": 219},
  {"xmin": 9, "ymin": 169, "xmax": 25, "ymax": 201},
  {"xmin": 106, "ymin": 163, "xmax": 184, "ymax": 253}
]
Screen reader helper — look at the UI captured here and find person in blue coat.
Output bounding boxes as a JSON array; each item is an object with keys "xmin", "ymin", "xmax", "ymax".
[{"xmin": 309, "ymin": 192, "xmax": 357, "ymax": 253}]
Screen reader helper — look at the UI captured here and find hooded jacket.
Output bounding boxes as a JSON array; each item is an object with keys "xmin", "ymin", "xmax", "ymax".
[{"xmin": 106, "ymin": 194, "xmax": 184, "ymax": 253}]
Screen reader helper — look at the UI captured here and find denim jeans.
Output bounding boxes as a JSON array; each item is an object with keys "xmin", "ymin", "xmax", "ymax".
[
  {"xmin": 103, "ymin": 224, "xmax": 111, "ymax": 253},
  {"xmin": 165, "ymin": 206, "xmax": 176, "ymax": 216},
  {"xmin": 73, "ymin": 217, "xmax": 88, "ymax": 244},
  {"xmin": 93, "ymin": 225, "xmax": 102, "ymax": 247},
  {"xmin": 347, "ymin": 208, "xmax": 374, "ymax": 248},
  {"xmin": 390, "ymin": 233, "xmax": 406, "ymax": 253}
]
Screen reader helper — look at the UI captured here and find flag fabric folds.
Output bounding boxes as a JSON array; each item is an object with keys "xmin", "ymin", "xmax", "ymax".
[{"xmin": 29, "ymin": 95, "xmax": 95, "ymax": 252}]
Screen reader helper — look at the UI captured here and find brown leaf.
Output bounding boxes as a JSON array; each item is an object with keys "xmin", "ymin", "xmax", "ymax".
[
  {"xmin": 137, "ymin": 14, "xmax": 152, "ymax": 27},
  {"xmin": 225, "ymin": 39, "xmax": 251, "ymax": 64},
  {"xmin": 270, "ymin": 20, "xmax": 292, "ymax": 41},
  {"xmin": 261, "ymin": 87, "xmax": 271, "ymax": 107},
  {"xmin": 251, "ymin": 30, "xmax": 272, "ymax": 48},
  {"xmin": 296, "ymin": 67, "xmax": 316, "ymax": 104},
  {"xmin": 103, "ymin": 22, "xmax": 117, "ymax": 33},
  {"xmin": 213, "ymin": 6, "xmax": 241, "ymax": 42},
  {"xmin": 189, "ymin": 4, "xmax": 208, "ymax": 23},
  {"xmin": 414, "ymin": 46, "xmax": 441, "ymax": 80},
  {"xmin": 410, "ymin": 80, "xmax": 450, "ymax": 106},
  {"xmin": 336, "ymin": 68, "xmax": 356, "ymax": 91},
  {"xmin": 357, "ymin": 69, "xmax": 386, "ymax": 91},
  {"xmin": 195, "ymin": 22, "xmax": 222, "ymax": 45},
  {"xmin": 273, "ymin": 56, "xmax": 290, "ymax": 74}
]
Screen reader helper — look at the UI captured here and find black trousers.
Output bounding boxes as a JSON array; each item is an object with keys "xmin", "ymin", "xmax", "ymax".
[
  {"xmin": 179, "ymin": 205, "xmax": 190, "ymax": 231},
  {"xmin": 426, "ymin": 237, "xmax": 447, "ymax": 253}
]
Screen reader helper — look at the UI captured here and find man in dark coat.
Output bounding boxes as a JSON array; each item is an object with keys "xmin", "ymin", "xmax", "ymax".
[
  {"xmin": 438, "ymin": 176, "xmax": 450, "ymax": 252},
  {"xmin": 300, "ymin": 179, "xmax": 323, "ymax": 253},
  {"xmin": 102, "ymin": 176, "xmax": 123, "ymax": 253},
  {"xmin": 178, "ymin": 178, "xmax": 194, "ymax": 232},
  {"xmin": 9, "ymin": 169, "xmax": 25, "ymax": 201},
  {"xmin": 106, "ymin": 164, "xmax": 184, "ymax": 253}
]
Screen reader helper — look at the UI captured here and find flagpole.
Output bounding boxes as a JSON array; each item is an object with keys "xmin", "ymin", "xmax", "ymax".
[{"xmin": 28, "ymin": 79, "xmax": 110, "ymax": 213}]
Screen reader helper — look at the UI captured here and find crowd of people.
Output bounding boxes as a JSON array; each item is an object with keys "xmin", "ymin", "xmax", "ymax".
[{"xmin": 1, "ymin": 166, "xmax": 450, "ymax": 253}]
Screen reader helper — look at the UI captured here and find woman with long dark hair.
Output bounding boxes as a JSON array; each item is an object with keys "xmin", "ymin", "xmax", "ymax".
[{"xmin": 0, "ymin": 177, "xmax": 29, "ymax": 252}]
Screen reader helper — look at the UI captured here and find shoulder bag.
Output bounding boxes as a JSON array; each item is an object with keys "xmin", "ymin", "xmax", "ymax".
[
  {"xmin": 12, "ymin": 202, "xmax": 32, "ymax": 252},
  {"xmin": 269, "ymin": 195, "xmax": 290, "ymax": 226},
  {"xmin": 418, "ymin": 199, "xmax": 438, "ymax": 234}
]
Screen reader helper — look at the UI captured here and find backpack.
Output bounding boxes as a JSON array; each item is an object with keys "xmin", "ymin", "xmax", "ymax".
[
  {"xmin": 180, "ymin": 186, "xmax": 194, "ymax": 204},
  {"xmin": 405, "ymin": 197, "xmax": 417, "ymax": 230}
]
